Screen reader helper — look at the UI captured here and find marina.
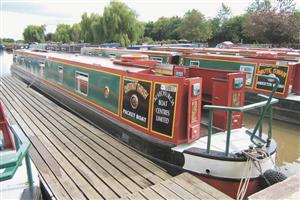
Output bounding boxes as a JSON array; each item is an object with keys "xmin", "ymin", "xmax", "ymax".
[
  {"xmin": 1, "ymin": 0, "xmax": 300, "ymax": 199},
  {"xmin": 1, "ymin": 47, "xmax": 299, "ymax": 198}
]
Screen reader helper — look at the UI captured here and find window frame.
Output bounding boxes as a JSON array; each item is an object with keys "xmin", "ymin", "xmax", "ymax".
[
  {"xmin": 150, "ymin": 56, "xmax": 163, "ymax": 63},
  {"xmin": 190, "ymin": 60, "xmax": 200, "ymax": 67},
  {"xmin": 75, "ymin": 71, "xmax": 89, "ymax": 96},
  {"xmin": 58, "ymin": 66, "xmax": 64, "ymax": 84}
]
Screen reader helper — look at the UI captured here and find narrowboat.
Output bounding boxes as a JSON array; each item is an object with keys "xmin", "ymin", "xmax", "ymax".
[
  {"xmin": 0, "ymin": 101, "xmax": 40, "ymax": 199},
  {"xmin": 11, "ymin": 49, "xmax": 284, "ymax": 198},
  {"xmin": 80, "ymin": 47, "xmax": 300, "ymax": 125}
]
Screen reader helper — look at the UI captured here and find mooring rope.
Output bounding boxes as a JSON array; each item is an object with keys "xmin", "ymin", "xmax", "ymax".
[{"xmin": 236, "ymin": 148, "xmax": 269, "ymax": 200}]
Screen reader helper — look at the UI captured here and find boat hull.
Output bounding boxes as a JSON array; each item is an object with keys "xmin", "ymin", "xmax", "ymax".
[{"xmin": 196, "ymin": 174, "xmax": 261, "ymax": 198}]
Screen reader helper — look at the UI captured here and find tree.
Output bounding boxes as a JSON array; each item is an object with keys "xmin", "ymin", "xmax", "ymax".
[
  {"xmin": 144, "ymin": 21, "xmax": 155, "ymax": 39},
  {"xmin": 244, "ymin": 10, "xmax": 300, "ymax": 44},
  {"xmin": 247, "ymin": 0, "xmax": 272, "ymax": 12},
  {"xmin": 55, "ymin": 24, "xmax": 71, "ymax": 43},
  {"xmin": 0, "ymin": 38, "xmax": 14, "ymax": 43},
  {"xmin": 100, "ymin": 1, "xmax": 144, "ymax": 46},
  {"xmin": 176, "ymin": 9, "xmax": 212, "ymax": 42},
  {"xmin": 152, "ymin": 17, "xmax": 170, "ymax": 41},
  {"xmin": 45, "ymin": 33, "xmax": 55, "ymax": 42},
  {"xmin": 91, "ymin": 15, "xmax": 104, "ymax": 43},
  {"xmin": 80, "ymin": 13, "xmax": 97, "ymax": 43},
  {"xmin": 23, "ymin": 25, "xmax": 46, "ymax": 43},
  {"xmin": 220, "ymin": 15, "xmax": 248, "ymax": 43},
  {"xmin": 70, "ymin": 23, "xmax": 81, "ymax": 43},
  {"xmin": 217, "ymin": 3, "xmax": 232, "ymax": 25},
  {"xmin": 275, "ymin": 0, "xmax": 296, "ymax": 12}
]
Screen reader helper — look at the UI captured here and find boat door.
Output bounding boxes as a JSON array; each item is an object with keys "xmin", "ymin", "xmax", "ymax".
[{"xmin": 212, "ymin": 73, "xmax": 245, "ymax": 130}]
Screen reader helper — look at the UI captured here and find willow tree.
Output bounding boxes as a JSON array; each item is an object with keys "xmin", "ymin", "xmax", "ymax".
[
  {"xmin": 176, "ymin": 9, "xmax": 212, "ymax": 42},
  {"xmin": 23, "ymin": 25, "xmax": 46, "ymax": 43},
  {"xmin": 54, "ymin": 24, "xmax": 71, "ymax": 43},
  {"xmin": 99, "ymin": 1, "xmax": 144, "ymax": 46}
]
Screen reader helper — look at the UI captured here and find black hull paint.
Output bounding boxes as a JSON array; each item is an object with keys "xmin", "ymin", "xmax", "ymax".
[{"xmin": 11, "ymin": 66, "xmax": 185, "ymax": 172}]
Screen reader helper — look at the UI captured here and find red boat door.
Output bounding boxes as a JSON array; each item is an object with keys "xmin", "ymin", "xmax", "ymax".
[
  {"xmin": 186, "ymin": 77, "xmax": 202, "ymax": 143},
  {"xmin": 212, "ymin": 73, "xmax": 245, "ymax": 130}
]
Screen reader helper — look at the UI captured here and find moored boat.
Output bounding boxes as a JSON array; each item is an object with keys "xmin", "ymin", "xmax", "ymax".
[
  {"xmin": 11, "ymin": 48, "xmax": 285, "ymax": 198},
  {"xmin": 0, "ymin": 101, "xmax": 40, "ymax": 199},
  {"xmin": 81, "ymin": 47, "xmax": 300, "ymax": 125}
]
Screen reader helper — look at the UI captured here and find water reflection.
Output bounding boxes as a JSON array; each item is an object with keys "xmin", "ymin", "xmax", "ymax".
[
  {"xmin": 0, "ymin": 51, "xmax": 12, "ymax": 77},
  {"xmin": 244, "ymin": 113, "xmax": 300, "ymax": 165}
]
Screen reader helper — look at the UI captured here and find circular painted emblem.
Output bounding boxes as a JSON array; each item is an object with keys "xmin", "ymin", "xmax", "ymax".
[
  {"xmin": 104, "ymin": 86, "xmax": 110, "ymax": 98},
  {"xmin": 130, "ymin": 94, "xmax": 139, "ymax": 109}
]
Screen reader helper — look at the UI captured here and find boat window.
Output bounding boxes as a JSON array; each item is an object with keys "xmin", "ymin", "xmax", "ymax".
[
  {"xmin": 150, "ymin": 56, "xmax": 163, "ymax": 63},
  {"xmin": 75, "ymin": 71, "xmax": 89, "ymax": 96},
  {"xmin": 190, "ymin": 60, "xmax": 200, "ymax": 67},
  {"xmin": 39, "ymin": 62, "xmax": 45, "ymax": 77},
  {"xmin": 58, "ymin": 66, "xmax": 63, "ymax": 84}
]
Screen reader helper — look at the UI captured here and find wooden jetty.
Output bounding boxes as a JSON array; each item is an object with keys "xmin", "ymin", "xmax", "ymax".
[
  {"xmin": 248, "ymin": 172, "xmax": 300, "ymax": 200},
  {"xmin": 0, "ymin": 76, "xmax": 231, "ymax": 200}
]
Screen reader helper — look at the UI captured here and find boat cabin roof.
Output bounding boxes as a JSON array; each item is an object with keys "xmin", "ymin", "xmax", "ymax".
[{"xmin": 16, "ymin": 49, "xmax": 148, "ymax": 73}]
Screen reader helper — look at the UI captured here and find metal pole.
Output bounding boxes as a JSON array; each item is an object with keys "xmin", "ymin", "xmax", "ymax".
[
  {"xmin": 206, "ymin": 110, "xmax": 213, "ymax": 154},
  {"xmin": 225, "ymin": 111, "xmax": 232, "ymax": 156},
  {"xmin": 25, "ymin": 152, "xmax": 34, "ymax": 188},
  {"xmin": 267, "ymin": 106, "xmax": 273, "ymax": 147},
  {"xmin": 259, "ymin": 107, "xmax": 263, "ymax": 138}
]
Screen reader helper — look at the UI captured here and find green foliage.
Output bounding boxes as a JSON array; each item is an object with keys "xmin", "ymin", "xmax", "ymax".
[
  {"xmin": 144, "ymin": 21, "xmax": 155, "ymax": 39},
  {"xmin": 55, "ymin": 24, "xmax": 71, "ymax": 43},
  {"xmin": 0, "ymin": 38, "xmax": 14, "ymax": 44},
  {"xmin": 100, "ymin": 1, "xmax": 144, "ymax": 46},
  {"xmin": 176, "ymin": 9, "xmax": 212, "ymax": 42},
  {"xmin": 150, "ymin": 16, "xmax": 182, "ymax": 41},
  {"xmin": 70, "ymin": 23, "xmax": 82, "ymax": 43},
  {"xmin": 23, "ymin": 25, "xmax": 46, "ymax": 43},
  {"xmin": 80, "ymin": 13, "xmax": 97, "ymax": 43}
]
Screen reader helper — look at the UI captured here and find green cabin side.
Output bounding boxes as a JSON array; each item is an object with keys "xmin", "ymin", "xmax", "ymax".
[{"xmin": 14, "ymin": 54, "xmax": 120, "ymax": 115}]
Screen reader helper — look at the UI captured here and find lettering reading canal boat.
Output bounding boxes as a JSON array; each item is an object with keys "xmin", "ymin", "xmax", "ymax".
[{"xmin": 11, "ymin": 49, "xmax": 285, "ymax": 198}]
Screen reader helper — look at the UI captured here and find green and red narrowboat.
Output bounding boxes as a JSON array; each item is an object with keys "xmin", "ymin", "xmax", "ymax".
[{"xmin": 11, "ymin": 49, "xmax": 283, "ymax": 198}]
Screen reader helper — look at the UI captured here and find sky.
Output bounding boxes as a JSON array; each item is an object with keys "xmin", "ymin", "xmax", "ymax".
[{"xmin": 1, "ymin": 0, "xmax": 300, "ymax": 40}]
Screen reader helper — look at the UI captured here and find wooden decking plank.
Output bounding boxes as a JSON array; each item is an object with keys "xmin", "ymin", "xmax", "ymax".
[
  {"xmin": 1, "ymin": 82, "xmax": 104, "ymax": 199},
  {"xmin": 175, "ymin": 173, "xmax": 232, "ymax": 199},
  {"xmin": 9, "ymin": 77, "xmax": 169, "ymax": 183},
  {"xmin": 160, "ymin": 179, "xmax": 198, "ymax": 199},
  {"xmin": 3, "ymin": 79, "xmax": 123, "ymax": 199},
  {"xmin": 172, "ymin": 174, "xmax": 216, "ymax": 199},
  {"xmin": 29, "ymin": 146, "xmax": 72, "ymax": 200},
  {"xmin": 126, "ymin": 192, "xmax": 147, "ymax": 200},
  {"xmin": 151, "ymin": 184, "xmax": 182, "ymax": 200},
  {"xmin": 0, "ymin": 88, "xmax": 85, "ymax": 200},
  {"xmin": 138, "ymin": 187, "xmax": 165, "ymax": 200},
  {"xmin": 4, "ymin": 78, "xmax": 143, "ymax": 196}
]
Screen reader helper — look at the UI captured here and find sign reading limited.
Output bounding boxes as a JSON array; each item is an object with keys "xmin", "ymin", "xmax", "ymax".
[{"xmin": 151, "ymin": 83, "xmax": 177, "ymax": 137}]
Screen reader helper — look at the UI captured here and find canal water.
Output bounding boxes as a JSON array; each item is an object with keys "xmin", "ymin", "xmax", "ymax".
[{"xmin": 0, "ymin": 51, "xmax": 299, "ymax": 165}]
